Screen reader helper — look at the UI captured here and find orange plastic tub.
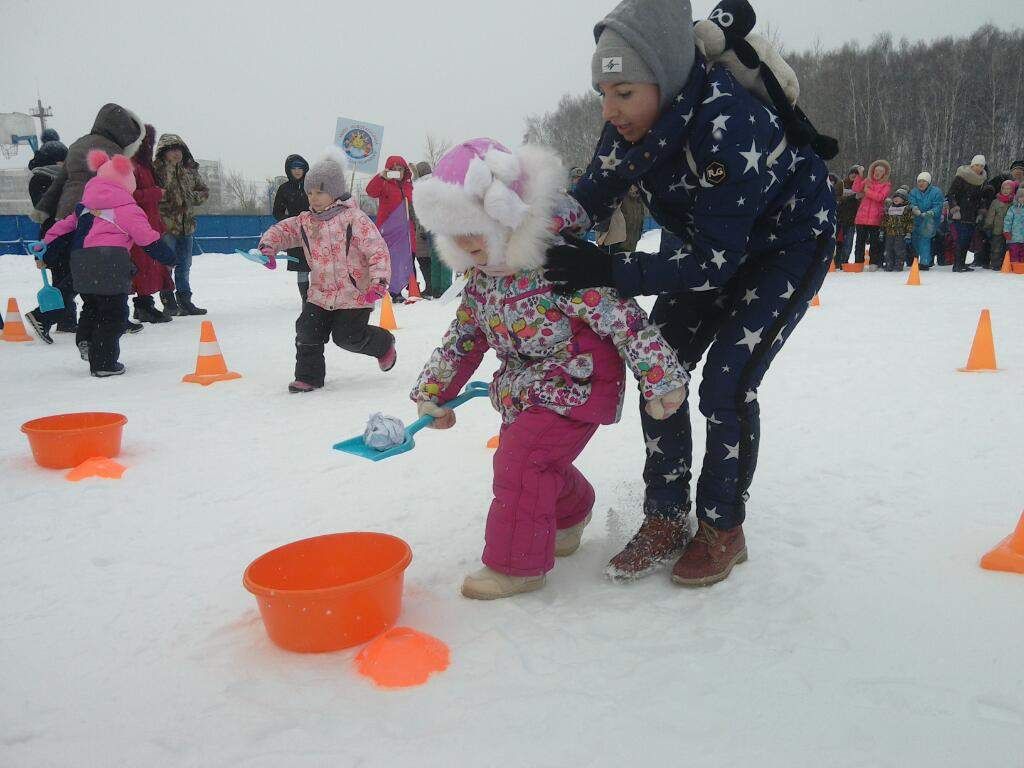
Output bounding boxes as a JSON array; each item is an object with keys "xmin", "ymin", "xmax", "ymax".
[
  {"xmin": 21, "ymin": 412, "xmax": 127, "ymax": 469},
  {"xmin": 243, "ymin": 532, "xmax": 413, "ymax": 653},
  {"xmin": 841, "ymin": 263, "xmax": 865, "ymax": 273},
  {"xmin": 1012, "ymin": 263, "xmax": 1024, "ymax": 275}
]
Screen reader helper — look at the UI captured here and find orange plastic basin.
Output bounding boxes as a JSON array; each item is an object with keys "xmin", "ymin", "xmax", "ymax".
[
  {"xmin": 841, "ymin": 263, "xmax": 865, "ymax": 273},
  {"xmin": 1012, "ymin": 263, "xmax": 1024, "ymax": 274},
  {"xmin": 243, "ymin": 532, "xmax": 413, "ymax": 653},
  {"xmin": 20, "ymin": 412, "xmax": 127, "ymax": 469}
]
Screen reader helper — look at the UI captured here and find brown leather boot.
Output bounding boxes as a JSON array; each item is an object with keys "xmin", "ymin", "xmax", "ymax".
[
  {"xmin": 672, "ymin": 520, "xmax": 748, "ymax": 587},
  {"xmin": 605, "ymin": 515, "xmax": 692, "ymax": 582}
]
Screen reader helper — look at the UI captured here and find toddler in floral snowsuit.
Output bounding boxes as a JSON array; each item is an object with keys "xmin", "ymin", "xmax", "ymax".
[{"xmin": 411, "ymin": 138, "xmax": 689, "ymax": 600}]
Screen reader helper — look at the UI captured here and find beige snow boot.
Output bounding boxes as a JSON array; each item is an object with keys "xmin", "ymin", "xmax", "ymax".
[
  {"xmin": 461, "ymin": 567, "xmax": 546, "ymax": 600},
  {"xmin": 555, "ymin": 512, "xmax": 593, "ymax": 557}
]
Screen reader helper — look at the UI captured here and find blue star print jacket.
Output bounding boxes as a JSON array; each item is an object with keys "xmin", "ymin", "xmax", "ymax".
[{"xmin": 571, "ymin": 55, "xmax": 837, "ymax": 297}]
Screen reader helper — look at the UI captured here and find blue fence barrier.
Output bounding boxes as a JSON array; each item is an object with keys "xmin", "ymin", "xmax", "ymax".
[
  {"xmin": 0, "ymin": 215, "xmax": 279, "ymax": 256},
  {"xmin": 2, "ymin": 213, "xmax": 661, "ymax": 257}
]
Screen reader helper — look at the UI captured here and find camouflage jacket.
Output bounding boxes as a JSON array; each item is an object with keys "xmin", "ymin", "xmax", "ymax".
[{"xmin": 153, "ymin": 133, "xmax": 209, "ymax": 235}]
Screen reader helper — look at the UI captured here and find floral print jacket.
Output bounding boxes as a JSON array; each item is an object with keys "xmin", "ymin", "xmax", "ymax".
[{"xmin": 411, "ymin": 268, "xmax": 688, "ymax": 425}]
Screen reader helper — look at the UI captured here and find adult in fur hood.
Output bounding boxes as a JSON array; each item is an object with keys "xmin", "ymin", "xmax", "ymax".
[
  {"xmin": 946, "ymin": 156, "xmax": 989, "ymax": 272},
  {"xmin": 411, "ymin": 138, "xmax": 689, "ymax": 600},
  {"xmin": 33, "ymin": 103, "xmax": 145, "ymax": 223},
  {"xmin": 542, "ymin": 0, "xmax": 837, "ymax": 586}
]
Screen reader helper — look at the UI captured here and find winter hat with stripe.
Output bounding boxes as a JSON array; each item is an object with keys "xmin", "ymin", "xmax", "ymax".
[
  {"xmin": 87, "ymin": 150, "xmax": 136, "ymax": 194},
  {"xmin": 305, "ymin": 147, "xmax": 350, "ymax": 200},
  {"xmin": 413, "ymin": 138, "xmax": 566, "ymax": 273},
  {"xmin": 592, "ymin": 0, "xmax": 695, "ymax": 110}
]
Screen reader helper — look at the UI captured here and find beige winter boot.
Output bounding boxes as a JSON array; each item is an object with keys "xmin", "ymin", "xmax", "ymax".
[
  {"xmin": 461, "ymin": 567, "xmax": 546, "ymax": 600},
  {"xmin": 555, "ymin": 512, "xmax": 593, "ymax": 557}
]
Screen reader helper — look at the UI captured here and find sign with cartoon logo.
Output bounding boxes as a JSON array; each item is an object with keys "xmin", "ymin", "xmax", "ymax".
[{"xmin": 334, "ymin": 117, "xmax": 385, "ymax": 174}]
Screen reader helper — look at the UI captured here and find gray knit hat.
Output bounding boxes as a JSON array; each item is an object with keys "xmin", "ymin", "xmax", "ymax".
[
  {"xmin": 305, "ymin": 147, "xmax": 350, "ymax": 200},
  {"xmin": 592, "ymin": 0, "xmax": 695, "ymax": 110}
]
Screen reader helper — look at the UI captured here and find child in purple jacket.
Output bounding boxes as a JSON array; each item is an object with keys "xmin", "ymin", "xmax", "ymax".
[{"xmin": 411, "ymin": 138, "xmax": 689, "ymax": 600}]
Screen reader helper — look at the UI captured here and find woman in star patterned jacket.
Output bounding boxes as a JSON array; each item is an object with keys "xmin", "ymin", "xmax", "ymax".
[{"xmin": 544, "ymin": 0, "xmax": 837, "ymax": 586}]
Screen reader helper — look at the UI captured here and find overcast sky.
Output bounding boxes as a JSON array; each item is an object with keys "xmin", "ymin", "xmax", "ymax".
[{"xmin": 3, "ymin": 0, "xmax": 1019, "ymax": 178}]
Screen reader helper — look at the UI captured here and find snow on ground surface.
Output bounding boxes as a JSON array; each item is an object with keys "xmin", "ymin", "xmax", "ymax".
[{"xmin": 2, "ymin": 246, "xmax": 1023, "ymax": 767}]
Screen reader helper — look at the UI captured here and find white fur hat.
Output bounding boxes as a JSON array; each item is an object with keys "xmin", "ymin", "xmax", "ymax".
[
  {"xmin": 918, "ymin": 171, "xmax": 932, "ymax": 184},
  {"xmin": 413, "ymin": 138, "xmax": 566, "ymax": 273},
  {"xmin": 972, "ymin": 154, "xmax": 987, "ymax": 167}
]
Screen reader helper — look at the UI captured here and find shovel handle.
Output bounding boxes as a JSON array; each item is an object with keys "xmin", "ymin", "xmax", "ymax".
[
  {"xmin": 41, "ymin": 269, "xmax": 52, "ymax": 288},
  {"xmin": 406, "ymin": 381, "xmax": 490, "ymax": 437}
]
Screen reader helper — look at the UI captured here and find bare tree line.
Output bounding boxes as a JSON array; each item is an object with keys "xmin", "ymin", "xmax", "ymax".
[{"xmin": 523, "ymin": 25, "xmax": 1024, "ymax": 192}]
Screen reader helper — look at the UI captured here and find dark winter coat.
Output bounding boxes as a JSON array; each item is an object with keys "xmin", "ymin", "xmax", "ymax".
[
  {"xmin": 28, "ymin": 165, "xmax": 63, "ymax": 236},
  {"xmin": 836, "ymin": 174, "xmax": 861, "ymax": 227},
  {"xmin": 28, "ymin": 140, "xmax": 68, "ymax": 171},
  {"xmin": 34, "ymin": 103, "xmax": 145, "ymax": 221},
  {"xmin": 947, "ymin": 165, "xmax": 988, "ymax": 224},
  {"xmin": 272, "ymin": 154, "xmax": 310, "ymax": 272},
  {"xmin": 571, "ymin": 56, "xmax": 836, "ymax": 297}
]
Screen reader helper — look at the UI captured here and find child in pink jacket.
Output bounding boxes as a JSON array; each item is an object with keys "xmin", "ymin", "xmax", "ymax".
[
  {"xmin": 36, "ymin": 150, "xmax": 173, "ymax": 376},
  {"xmin": 257, "ymin": 148, "xmax": 395, "ymax": 393},
  {"xmin": 852, "ymin": 159, "xmax": 892, "ymax": 270},
  {"xmin": 411, "ymin": 138, "xmax": 689, "ymax": 600}
]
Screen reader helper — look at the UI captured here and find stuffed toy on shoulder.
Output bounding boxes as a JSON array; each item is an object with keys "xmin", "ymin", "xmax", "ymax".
[{"xmin": 694, "ymin": 0, "xmax": 839, "ymax": 160}]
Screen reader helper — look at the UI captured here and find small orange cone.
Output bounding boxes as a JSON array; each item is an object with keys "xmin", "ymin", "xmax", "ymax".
[
  {"xmin": 906, "ymin": 258, "xmax": 921, "ymax": 286},
  {"xmin": 182, "ymin": 320, "xmax": 242, "ymax": 385},
  {"xmin": 378, "ymin": 293, "xmax": 399, "ymax": 331},
  {"xmin": 486, "ymin": 435, "xmax": 500, "ymax": 449},
  {"xmin": 828, "ymin": 260, "xmax": 836, "ymax": 274},
  {"xmin": 980, "ymin": 512, "xmax": 1024, "ymax": 575},
  {"xmin": 810, "ymin": 294, "xmax": 821, "ymax": 307},
  {"xmin": 1, "ymin": 298, "xmax": 33, "ymax": 342},
  {"xmin": 958, "ymin": 309, "xmax": 998, "ymax": 373},
  {"xmin": 1000, "ymin": 251, "xmax": 1011, "ymax": 273},
  {"xmin": 407, "ymin": 274, "xmax": 422, "ymax": 301}
]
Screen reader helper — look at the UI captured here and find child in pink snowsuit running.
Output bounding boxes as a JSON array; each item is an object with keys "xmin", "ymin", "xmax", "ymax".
[{"xmin": 411, "ymin": 138, "xmax": 689, "ymax": 600}]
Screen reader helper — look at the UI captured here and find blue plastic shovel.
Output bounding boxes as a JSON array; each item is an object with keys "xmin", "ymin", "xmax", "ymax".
[
  {"xmin": 333, "ymin": 381, "xmax": 491, "ymax": 461},
  {"xmin": 235, "ymin": 249, "xmax": 298, "ymax": 266},
  {"xmin": 26, "ymin": 241, "xmax": 64, "ymax": 313},
  {"xmin": 37, "ymin": 268, "xmax": 64, "ymax": 313}
]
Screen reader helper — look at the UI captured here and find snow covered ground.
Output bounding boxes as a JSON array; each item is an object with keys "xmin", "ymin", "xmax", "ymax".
[{"xmin": 2, "ymin": 246, "xmax": 1023, "ymax": 767}]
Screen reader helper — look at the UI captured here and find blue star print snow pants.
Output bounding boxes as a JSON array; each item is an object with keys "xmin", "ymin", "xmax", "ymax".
[{"xmin": 640, "ymin": 235, "xmax": 833, "ymax": 530}]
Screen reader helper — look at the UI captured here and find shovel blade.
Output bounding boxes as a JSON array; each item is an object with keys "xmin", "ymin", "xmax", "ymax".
[
  {"xmin": 332, "ymin": 433, "xmax": 415, "ymax": 461},
  {"xmin": 37, "ymin": 286, "xmax": 64, "ymax": 313}
]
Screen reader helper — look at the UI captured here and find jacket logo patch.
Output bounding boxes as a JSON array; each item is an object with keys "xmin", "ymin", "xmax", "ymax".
[
  {"xmin": 602, "ymin": 57, "xmax": 623, "ymax": 73},
  {"xmin": 705, "ymin": 161, "xmax": 728, "ymax": 186}
]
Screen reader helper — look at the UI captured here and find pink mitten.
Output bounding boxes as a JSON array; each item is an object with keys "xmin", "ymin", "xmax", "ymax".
[{"xmin": 363, "ymin": 282, "xmax": 387, "ymax": 304}]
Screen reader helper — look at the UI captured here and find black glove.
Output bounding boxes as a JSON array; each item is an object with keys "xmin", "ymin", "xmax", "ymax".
[{"xmin": 544, "ymin": 234, "xmax": 617, "ymax": 295}]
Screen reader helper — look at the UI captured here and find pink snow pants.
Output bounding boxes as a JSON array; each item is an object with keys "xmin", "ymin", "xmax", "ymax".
[{"xmin": 482, "ymin": 407, "xmax": 599, "ymax": 577}]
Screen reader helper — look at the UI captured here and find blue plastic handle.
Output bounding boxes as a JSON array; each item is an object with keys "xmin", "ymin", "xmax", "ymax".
[
  {"xmin": 406, "ymin": 381, "xmax": 490, "ymax": 438},
  {"xmin": 26, "ymin": 240, "xmax": 47, "ymax": 258}
]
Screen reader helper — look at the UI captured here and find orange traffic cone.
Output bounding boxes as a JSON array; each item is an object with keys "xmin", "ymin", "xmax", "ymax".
[
  {"xmin": 182, "ymin": 320, "xmax": 242, "ymax": 385},
  {"xmin": 828, "ymin": 260, "xmax": 836, "ymax": 274},
  {"xmin": 958, "ymin": 309, "xmax": 998, "ymax": 373},
  {"xmin": 906, "ymin": 258, "xmax": 921, "ymax": 286},
  {"xmin": 1, "ymin": 298, "xmax": 33, "ymax": 342},
  {"xmin": 407, "ymin": 274, "xmax": 423, "ymax": 302},
  {"xmin": 1000, "ymin": 251, "xmax": 1012, "ymax": 273},
  {"xmin": 810, "ymin": 294, "xmax": 821, "ymax": 307},
  {"xmin": 486, "ymin": 435, "xmax": 500, "ymax": 449},
  {"xmin": 980, "ymin": 511, "xmax": 1024, "ymax": 575},
  {"xmin": 378, "ymin": 293, "xmax": 399, "ymax": 331}
]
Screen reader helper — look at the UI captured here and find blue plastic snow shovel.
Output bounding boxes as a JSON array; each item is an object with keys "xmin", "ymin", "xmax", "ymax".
[
  {"xmin": 37, "ymin": 268, "xmax": 64, "ymax": 313},
  {"xmin": 235, "ymin": 249, "xmax": 299, "ymax": 266},
  {"xmin": 26, "ymin": 242, "xmax": 64, "ymax": 313},
  {"xmin": 333, "ymin": 381, "xmax": 491, "ymax": 462}
]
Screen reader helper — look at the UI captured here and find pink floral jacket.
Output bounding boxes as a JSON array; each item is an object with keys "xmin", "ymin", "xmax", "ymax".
[
  {"xmin": 259, "ymin": 197, "xmax": 391, "ymax": 311},
  {"xmin": 411, "ymin": 268, "xmax": 688, "ymax": 425}
]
